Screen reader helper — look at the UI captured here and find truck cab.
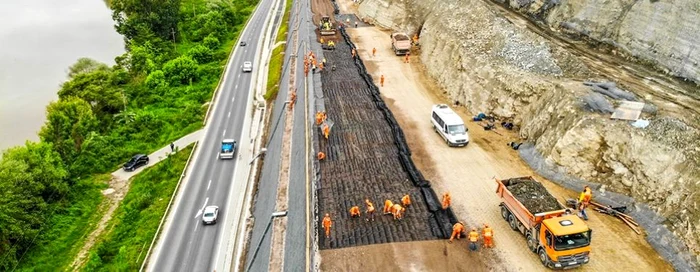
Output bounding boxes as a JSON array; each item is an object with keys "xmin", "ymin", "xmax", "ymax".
[
  {"xmin": 219, "ymin": 139, "xmax": 237, "ymax": 159},
  {"xmin": 533, "ymin": 214, "xmax": 591, "ymax": 269}
]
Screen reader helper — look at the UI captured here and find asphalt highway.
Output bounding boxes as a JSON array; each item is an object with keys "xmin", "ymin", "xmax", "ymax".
[{"xmin": 146, "ymin": 0, "xmax": 276, "ymax": 270}]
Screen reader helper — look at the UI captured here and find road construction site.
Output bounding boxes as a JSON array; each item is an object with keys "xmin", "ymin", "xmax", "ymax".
[{"xmin": 305, "ymin": 0, "xmax": 679, "ymax": 270}]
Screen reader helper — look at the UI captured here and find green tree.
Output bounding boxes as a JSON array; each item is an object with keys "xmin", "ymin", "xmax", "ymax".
[
  {"xmin": 58, "ymin": 69, "xmax": 125, "ymax": 118},
  {"xmin": 162, "ymin": 56, "xmax": 198, "ymax": 85},
  {"xmin": 0, "ymin": 142, "xmax": 68, "ymax": 270},
  {"xmin": 144, "ymin": 70, "xmax": 167, "ymax": 90},
  {"xmin": 202, "ymin": 34, "xmax": 220, "ymax": 50},
  {"xmin": 124, "ymin": 42, "xmax": 157, "ymax": 76},
  {"xmin": 111, "ymin": 0, "xmax": 182, "ymax": 44},
  {"xmin": 192, "ymin": 11, "xmax": 227, "ymax": 41},
  {"xmin": 39, "ymin": 97, "xmax": 99, "ymax": 162},
  {"xmin": 67, "ymin": 58, "xmax": 109, "ymax": 79},
  {"xmin": 186, "ymin": 45, "xmax": 212, "ymax": 63}
]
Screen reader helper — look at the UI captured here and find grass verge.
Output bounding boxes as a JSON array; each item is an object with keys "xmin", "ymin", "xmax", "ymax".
[
  {"xmin": 80, "ymin": 145, "xmax": 193, "ymax": 271},
  {"xmin": 15, "ymin": 175, "xmax": 110, "ymax": 271},
  {"xmin": 264, "ymin": 0, "xmax": 294, "ymax": 100}
]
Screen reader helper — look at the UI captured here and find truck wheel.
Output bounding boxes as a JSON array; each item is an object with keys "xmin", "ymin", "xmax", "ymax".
[
  {"xmin": 500, "ymin": 206, "xmax": 509, "ymax": 220},
  {"xmin": 538, "ymin": 248, "xmax": 550, "ymax": 267},
  {"xmin": 526, "ymin": 234, "xmax": 537, "ymax": 252},
  {"xmin": 508, "ymin": 214, "xmax": 518, "ymax": 231}
]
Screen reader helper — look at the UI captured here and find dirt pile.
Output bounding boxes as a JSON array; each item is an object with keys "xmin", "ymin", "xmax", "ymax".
[{"xmin": 506, "ymin": 178, "xmax": 562, "ymax": 214}]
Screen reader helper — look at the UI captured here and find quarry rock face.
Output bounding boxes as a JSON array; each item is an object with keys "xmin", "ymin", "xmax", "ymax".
[
  {"xmin": 358, "ymin": 0, "xmax": 700, "ymax": 262},
  {"xmin": 507, "ymin": 0, "xmax": 700, "ymax": 85}
]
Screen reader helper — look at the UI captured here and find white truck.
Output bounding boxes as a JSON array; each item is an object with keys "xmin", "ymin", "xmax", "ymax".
[
  {"xmin": 391, "ymin": 32, "xmax": 412, "ymax": 56},
  {"xmin": 219, "ymin": 139, "xmax": 237, "ymax": 159},
  {"xmin": 430, "ymin": 104, "xmax": 469, "ymax": 147}
]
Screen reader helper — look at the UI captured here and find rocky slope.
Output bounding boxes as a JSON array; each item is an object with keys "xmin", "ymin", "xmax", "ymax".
[
  {"xmin": 499, "ymin": 0, "xmax": 700, "ymax": 85},
  {"xmin": 358, "ymin": 0, "xmax": 700, "ymax": 268}
]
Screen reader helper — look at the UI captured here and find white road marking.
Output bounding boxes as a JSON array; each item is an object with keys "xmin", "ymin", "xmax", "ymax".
[
  {"xmin": 207, "ymin": 180, "xmax": 212, "ymax": 191},
  {"xmin": 194, "ymin": 221, "xmax": 199, "ymax": 232},
  {"xmin": 231, "ymin": 96, "xmax": 235, "ymax": 102},
  {"xmin": 194, "ymin": 197, "xmax": 209, "ymax": 219},
  {"xmin": 238, "ymin": 74, "xmax": 241, "ymax": 78},
  {"xmin": 223, "ymin": 130, "xmax": 226, "ymax": 137},
  {"xmin": 228, "ymin": 112, "xmax": 231, "ymax": 118},
  {"xmin": 235, "ymin": 84, "xmax": 238, "ymax": 89}
]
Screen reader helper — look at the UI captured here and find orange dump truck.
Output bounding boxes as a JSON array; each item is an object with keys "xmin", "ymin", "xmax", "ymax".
[{"xmin": 495, "ymin": 176, "xmax": 591, "ymax": 269}]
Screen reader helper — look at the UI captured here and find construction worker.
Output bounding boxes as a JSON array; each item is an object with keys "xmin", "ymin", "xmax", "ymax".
[
  {"xmin": 442, "ymin": 192, "xmax": 451, "ymax": 209},
  {"xmin": 468, "ymin": 228, "xmax": 479, "ymax": 251},
  {"xmin": 380, "ymin": 74, "xmax": 385, "ymax": 87},
  {"xmin": 317, "ymin": 151, "xmax": 326, "ymax": 160},
  {"xmin": 319, "ymin": 62, "xmax": 325, "ymax": 72},
  {"xmin": 391, "ymin": 203, "xmax": 404, "ymax": 220},
  {"xmin": 322, "ymin": 57, "xmax": 327, "ymax": 66},
  {"xmin": 482, "ymin": 223, "xmax": 494, "ymax": 248},
  {"xmin": 350, "ymin": 206, "xmax": 361, "ymax": 218},
  {"xmin": 449, "ymin": 222, "xmax": 465, "ymax": 243},
  {"xmin": 404, "ymin": 53, "xmax": 410, "ymax": 63},
  {"xmin": 289, "ymin": 90, "xmax": 296, "ymax": 109},
  {"xmin": 323, "ymin": 213, "xmax": 332, "ymax": 238},
  {"xmin": 315, "ymin": 112, "xmax": 324, "ymax": 125},
  {"xmin": 320, "ymin": 38, "xmax": 324, "ymax": 44},
  {"xmin": 354, "ymin": 21, "xmax": 358, "ymax": 28},
  {"xmin": 578, "ymin": 186, "xmax": 592, "ymax": 220},
  {"xmin": 365, "ymin": 199, "xmax": 376, "ymax": 221},
  {"xmin": 322, "ymin": 124, "xmax": 330, "ymax": 139},
  {"xmin": 351, "ymin": 48, "xmax": 356, "ymax": 58},
  {"xmin": 401, "ymin": 194, "xmax": 411, "ymax": 207},
  {"xmin": 372, "ymin": 47, "xmax": 376, "ymax": 57},
  {"xmin": 383, "ymin": 199, "xmax": 393, "ymax": 214},
  {"xmin": 304, "ymin": 66, "xmax": 309, "ymax": 77}
]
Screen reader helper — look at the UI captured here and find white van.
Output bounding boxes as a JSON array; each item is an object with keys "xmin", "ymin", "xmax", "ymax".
[
  {"xmin": 431, "ymin": 104, "xmax": 469, "ymax": 147},
  {"xmin": 242, "ymin": 61, "xmax": 253, "ymax": 72}
]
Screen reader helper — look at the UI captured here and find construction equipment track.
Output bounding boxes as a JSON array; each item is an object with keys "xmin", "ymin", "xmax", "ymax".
[{"xmin": 316, "ymin": 26, "xmax": 459, "ymax": 250}]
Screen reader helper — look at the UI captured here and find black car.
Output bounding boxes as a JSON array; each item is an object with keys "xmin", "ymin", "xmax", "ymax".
[
  {"xmin": 240, "ymin": 41, "xmax": 247, "ymax": 46},
  {"xmin": 123, "ymin": 154, "xmax": 149, "ymax": 171}
]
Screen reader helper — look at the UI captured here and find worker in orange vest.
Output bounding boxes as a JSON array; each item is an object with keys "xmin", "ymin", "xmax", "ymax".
[
  {"xmin": 365, "ymin": 199, "xmax": 376, "ymax": 221},
  {"xmin": 315, "ymin": 112, "xmax": 323, "ymax": 125},
  {"xmin": 578, "ymin": 185, "xmax": 592, "ymax": 220},
  {"xmin": 349, "ymin": 206, "xmax": 361, "ymax": 218},
  {"xmin": 401, "ymin": 194, "xmax": 411, "ymax": 207},
  {"xmin": 319, "ymin": 62, "xmax": 325, "ymax": 71},
  {"xmin": 322, "ymin": 213, "xmax": 332, "ymax": 238},
  {"xmin": 323, "ymin": 124, "xmax": 330, "ymax": 139},
  {"xmin": 372, "ymin": 47, "xmax": 377, "ymax": 57},
  {"xmin": 442, "ymin": 192, "xmax": 451, "ymax": 209},
  {"xmin": 391, "ymin": 203, "xmax": 404, "ymax": 220},
  {"xmin": 383, "ymin": 199, "xmax": 393, "ymax": 214},
  {"xmin": 404, "ymin": 53, "xmax": 410, "ymax": 63},
  {"xmin": 468, "ymin": 228, "xmax": 479, "ymax": 251},
  {"xmin": 482, "ymin": 223, "xmax": 494, "ymax": 248},
  {"xmin": 380, "ymin": 74, "xmax": 385, "ymax": 87},
  {"xmin": 317, "ymin": 152, "xmax": 326, "ymax": 160},
  {"xmin": 351, "ymin": 48, "xmax": 356, "ymax": 58},
  {"xmin": 449, "ymin": 222, "xmax": 465, "ymax": 242}
]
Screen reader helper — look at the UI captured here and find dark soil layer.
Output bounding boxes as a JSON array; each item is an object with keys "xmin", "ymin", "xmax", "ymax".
[{"xmin": 505, "ymin": 178, "xmax": 562, "ymax": 214}]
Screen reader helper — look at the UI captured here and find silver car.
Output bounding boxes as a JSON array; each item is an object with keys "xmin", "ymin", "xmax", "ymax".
[
  {"xmin": 242, "ymin": 61, "xmax": 252, "ymax": 72},
  {"xmin": 202, "ymin": 206, "xmax": 219, "ymax": 225}
]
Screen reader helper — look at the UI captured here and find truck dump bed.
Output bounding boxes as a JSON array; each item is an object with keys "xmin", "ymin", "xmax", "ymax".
[{"xmin": 496, "ymin": 176, "xmax": 564, "ymax": 228}]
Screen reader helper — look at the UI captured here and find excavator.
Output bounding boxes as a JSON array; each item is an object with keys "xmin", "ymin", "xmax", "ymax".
[{"xmin": 318, "ymin": 16, "xmax": 337, "ymax": 36}]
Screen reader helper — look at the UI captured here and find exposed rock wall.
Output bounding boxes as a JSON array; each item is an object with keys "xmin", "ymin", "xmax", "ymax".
[
  {"xmin": 358, "ymin": 0, "xmax": 700, "ymax": 267},
  {"xmin": 501, "ymin": 0, "xmax": 700, "ymax": 85}
]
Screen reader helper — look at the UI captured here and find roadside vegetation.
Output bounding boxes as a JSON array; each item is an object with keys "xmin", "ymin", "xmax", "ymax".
[
  {"xmin": 82, "ymin": 145, "xmax": 193, "ymax": 271},
  {"xmin": 0, "ymin": 0, "xmax": 256, "ymax": 270},
  {"xmin": 264, "ymin": 0, "xmax": 294, "ymax": 100}
]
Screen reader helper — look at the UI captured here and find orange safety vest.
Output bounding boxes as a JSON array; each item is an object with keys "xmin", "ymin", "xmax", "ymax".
[
  {"xmin": 468, "ymin": 231, "xmax": 479, "ymax": 242},
  {"xmin": 367, "ymin": 203, "xmax": 375, "ymax": 212},
  {"xmin": 323, "ymin": 217, "xmax": 332, "ymax": 227},
  {"xmin": 453, "ymin": 223, "xmax": 464, "ymax": 232}
]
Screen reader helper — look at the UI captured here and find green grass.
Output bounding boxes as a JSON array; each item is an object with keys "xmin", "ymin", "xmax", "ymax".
[
  {"xmin": 15, "ymin": 175, "xmax": 110, "ymax": 271},
  {"xmin": 264, "ymin": 0, "xmax": 294, "ymax": 100},
  {"xmin": 81, "ymin": 145, "xmax": 193, "ymax": 271}
]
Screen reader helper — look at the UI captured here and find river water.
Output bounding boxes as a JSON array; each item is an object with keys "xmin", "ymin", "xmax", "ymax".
[{"xmin": 0, "ymin": 0, "xmax": 124, "ymax": 152}]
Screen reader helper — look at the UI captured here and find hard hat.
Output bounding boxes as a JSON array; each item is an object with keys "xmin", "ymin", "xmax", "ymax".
[
  {"xmin": 472, "ymin": 228, "xmax": 476, "ymax": 231},
  {"xmin": 325, "ymin": 213, "xmax": 330, "ymax": 217},
  {"xmin": 484, "ymin": 223, "xmax": 489, "ymax": 227}
]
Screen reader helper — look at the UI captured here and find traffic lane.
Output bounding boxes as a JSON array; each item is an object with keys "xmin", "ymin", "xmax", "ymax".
[
  {"xmin": 181, "ymin": 61, "xmax": 255, "ymax": 270},
  {"xmin": 153, "ymin": 53, "xmax": 253, "ymax": 271}
]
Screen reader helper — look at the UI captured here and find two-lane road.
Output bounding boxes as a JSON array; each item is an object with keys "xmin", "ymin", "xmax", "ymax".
[{"xmin": 147, "ymin": 0, "xmax": 276, "ymax": 270}]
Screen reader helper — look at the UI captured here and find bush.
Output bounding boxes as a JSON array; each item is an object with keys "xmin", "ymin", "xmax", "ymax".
[
  {"xmin": 163, "ymin": 56, "xmax": 199, "ymax": 85},
  {"xmin": 187, "ymin": 44, "xmax": 213, "ymax": 63}
]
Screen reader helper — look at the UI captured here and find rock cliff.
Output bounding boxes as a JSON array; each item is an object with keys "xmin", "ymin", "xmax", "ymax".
[
  {"xmin": 358, "ymin": 0, "xmax": 700, "ymax": 268},
  {"xmin": 500, "ymin": 0, "xmax": 700, "ymax": 85}
]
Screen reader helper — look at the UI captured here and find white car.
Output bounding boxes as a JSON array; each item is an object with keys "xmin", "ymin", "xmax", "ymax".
[
  {"xmin": 202, "ymin": 206, "xmax": 219, "ymax": 225},
  {"xmin": 242, "ymin": 61, "xmax": 252, "ymax": 72}
]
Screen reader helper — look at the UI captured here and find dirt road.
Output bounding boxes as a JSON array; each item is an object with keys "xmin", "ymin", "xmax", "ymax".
[
  {"xmin": 345, "ymin": 25, "xmax": 673, "ymax": 271},
  {"xmin": 321, "ymin": 240, "xmax": 495, "ymax": 271}
]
